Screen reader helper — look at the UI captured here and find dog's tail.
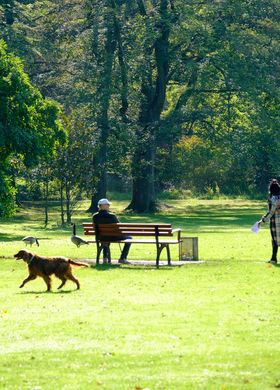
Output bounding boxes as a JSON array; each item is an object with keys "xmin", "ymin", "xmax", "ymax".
[{"xmin": 68, "ymin": 259, "xmax": 89, "ymax": 267}]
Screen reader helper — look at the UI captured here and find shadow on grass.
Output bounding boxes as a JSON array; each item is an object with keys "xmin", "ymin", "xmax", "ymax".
[
  {"xmin": 1, "ymin": 200, "xmax": 268, "ymax": 239},
  {"xmin": 0, "ymin": 233, "xmax": 25, "ymax": 242},
  {"xmin": 18, "ymin": 289, "xmax": 78, "ymax": 294},
  {"xmin": 92, "ymin": 263, "xmax": 174, "ymax": 271},
  {"xmin": 98, "ymin": 205, "xmax": 266, "ymax": 233},
  {"xmin": 92, "ymin": 264, "xmax": 121, "ymax": 271},
  {"xmin": 120, "ymin": 266, "xmax": 174, "ymax": 271}
]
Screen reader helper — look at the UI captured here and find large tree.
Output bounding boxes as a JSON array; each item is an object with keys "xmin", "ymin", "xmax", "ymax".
[
  {"xmin": 126, "ymin": 0, "xmax": 280, "ymax": 208},
  {"xmin": 125, "ymin": 0, "xmax": 171, "ymax": 212},
  {"xmin": 85, "ymin": 0, "xmax": 117, "ymax": 212}
]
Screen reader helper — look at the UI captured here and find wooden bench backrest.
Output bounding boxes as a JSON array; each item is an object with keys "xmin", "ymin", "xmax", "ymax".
[{"xmin": 83, "ymin": 223, "xmax": 173, "ymax": 237}]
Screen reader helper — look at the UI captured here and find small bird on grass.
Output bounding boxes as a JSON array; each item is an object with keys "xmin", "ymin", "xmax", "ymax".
[
  {"xmin": 71, "ymin": 223, "xmax": 89, "ymax": 248},
  {"xmin": 22, "ymin": 236, "xmax": 40, "ymax": 247}
]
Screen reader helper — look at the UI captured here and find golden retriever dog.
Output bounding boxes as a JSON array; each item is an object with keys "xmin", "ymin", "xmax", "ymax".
[{"xmin": 14, "ymin": 250, "xmax": 88, "ymax": 291}]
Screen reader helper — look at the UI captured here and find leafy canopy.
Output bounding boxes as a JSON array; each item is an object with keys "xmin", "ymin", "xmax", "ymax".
[
  {"xmin": 0, "ymin": 39, "xmax": 65, "ymax": 216},
  {"xmin": 0, "ymin": 39, "xmax": 65, "ymax": 167}
]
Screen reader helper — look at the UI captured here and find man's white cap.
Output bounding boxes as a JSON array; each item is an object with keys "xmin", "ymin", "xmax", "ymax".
[{"xmin": 98, "ymin": 198, "xmax": 111, "ymax": 206}]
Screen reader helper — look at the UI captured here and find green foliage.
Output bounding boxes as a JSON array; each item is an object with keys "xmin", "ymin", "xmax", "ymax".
[
  {"xmin": 1, "ymin": 1, "xmax": 280, "ymax": 210},
  {"xmin": 0, "ymin": 39, "xmax": 64, "ymax": 165},
  {"xmin": 0, "ymin": 39, "xmax": 65, "ymax": 216},
  {"xmin": 173, "ymin": 136, "xmax": 217, "ymax": 192},
  {"xmin": 159, "ymin": 188, "xmax": 193, "ymax": 200},
  {"xmin": 0, "ymin": 168, "xmax": 16, "ymax": 217}
]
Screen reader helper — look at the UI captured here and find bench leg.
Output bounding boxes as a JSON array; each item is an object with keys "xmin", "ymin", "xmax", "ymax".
[
  {"xmin": 166, "ymin": 244, "xmax": 171, "ymax": 266},
  {"xmin": 156, "ymin": 244, "xmax": 171, "ymax": 267},
  {"xmin": 156, "ymin": 244, "xmax": 165, "ymax": 268},
  {"xmin": 156, "ymin": 251, "xmax": 160, "ymax": 268}
]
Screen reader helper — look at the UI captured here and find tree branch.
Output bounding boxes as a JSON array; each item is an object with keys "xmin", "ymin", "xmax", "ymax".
[
  {"xmin": 136, "ymin": 0, "xmax": 147, "ymax": 16},
  {"xmin": 170, "ymin": 0, "xmax": 175, "ymax": 10},
  {"xmin": 111, "ymin": 0, "xmax": 129, "ymax": 121}
]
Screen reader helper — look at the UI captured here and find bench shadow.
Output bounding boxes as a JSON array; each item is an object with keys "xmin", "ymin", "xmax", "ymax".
[
  {"xmin": 92, "ymin": 263, "xmax": 174, "ymax": 271},
  {"xmin": 92, "ymin": 264, "xmax": 121, "ymax": 271},
  {"xmin": 118, "ymin": 266, "xmax": 174, "ymax": 271}
]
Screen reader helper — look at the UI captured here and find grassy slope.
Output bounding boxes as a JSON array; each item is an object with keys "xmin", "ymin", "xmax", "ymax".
[{"xmin": 0, "ymin": 199, "xmax": 280, "ymax": 390}]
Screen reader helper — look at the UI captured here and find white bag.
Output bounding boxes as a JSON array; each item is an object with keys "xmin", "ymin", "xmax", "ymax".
[{"xmin": 251, "ymin": 221, "xmax": 260, "ymax": 234}]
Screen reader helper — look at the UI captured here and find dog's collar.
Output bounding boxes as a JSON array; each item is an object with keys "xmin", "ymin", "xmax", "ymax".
[{"xmin": 26, "ymin": 255, "xmax": 35, "ymax": 265}]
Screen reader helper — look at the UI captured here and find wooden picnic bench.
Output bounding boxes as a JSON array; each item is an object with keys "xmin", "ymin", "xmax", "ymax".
[{"xmin": 82, "ymin": 222, "xmax": 182, "ymax": 267}]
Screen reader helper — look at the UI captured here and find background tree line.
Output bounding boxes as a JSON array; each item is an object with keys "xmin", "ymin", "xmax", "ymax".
[{"xmin": 0, "ymin": 0, "xmax": 279, "ymax": 218}]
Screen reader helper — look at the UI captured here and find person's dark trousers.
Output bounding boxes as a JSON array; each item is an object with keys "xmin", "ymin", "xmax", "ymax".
[
  {"xmin": 119, "ymin": 236, "xmax": 132, "ymax": 260},
  {"xmin": 102, "ymin": 236, "xmax": 132, "ymax": 260},
  {"xmin": 102, "ymin": 244, "xmax": 110, "ymax": 260},
  {"xmin": 271, "ymin": 240, "xmax": 278, "ymax": 261}
]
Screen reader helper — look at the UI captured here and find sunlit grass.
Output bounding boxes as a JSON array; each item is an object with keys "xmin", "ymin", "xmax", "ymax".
[
  {"xmin": 0, "ymin": 198, "xmax": 279, "ymax": 389},
  {"xmin": 0, "ymin": 197, "xmax": 272, "ymax": 262}
]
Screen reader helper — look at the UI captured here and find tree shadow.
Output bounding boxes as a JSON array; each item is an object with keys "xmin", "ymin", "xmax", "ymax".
[
  {"xmin": 1, "ymin": 200, "xmax": 268, "ymax": 244},
  {"xmin": 113, "ymin": 205, "xmax": 266, "ymax": 232},
  {"xmin": 0, "ymin": 233, "xmax": 28, "ymax": 242}
]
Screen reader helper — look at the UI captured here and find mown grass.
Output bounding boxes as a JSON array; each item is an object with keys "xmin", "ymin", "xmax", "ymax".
[
  {"xmin": 0, "ymin": 198, "xmax": 273, "ymax": 261},
  {"xmin": 0, "ymin": 198, "xmax": 280, "ymax": 390}
]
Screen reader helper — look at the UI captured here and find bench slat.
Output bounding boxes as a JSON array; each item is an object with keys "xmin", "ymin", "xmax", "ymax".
[
  {"xmin": 83, "ymin": 223, "xmax": 172, "ymax": 228},
  {"xmin": 98, "ymin": 224, "xmax": 172, "ymax": 229},
  {"xmin": 98, "ymin": 228, "xmax": 172, "ymax": 233},
  {"xmin": 94, "ymin": 224, "xmax": 170, "ymax": 228},
  {"xmin": 98, "ymin": 232, "xmax": 173, "ymax": 237},
  {"xmin": 86, "ymin": 239, "xmax": 181, "ymax": 244},
  {"xmin": 84, "ymin": 229, "xmax": 172, "ymax": 236},
  {"xmin": 83, "ymin": 223, "xmax": 175, "ymax": 237},
  {"xmin": 85, "ymin": 232, "xmax": 173, "ymax": 237}
]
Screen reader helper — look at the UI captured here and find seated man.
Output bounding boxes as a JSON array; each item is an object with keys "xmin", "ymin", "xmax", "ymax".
[{"xmin": 92, "ymin": 198, "xmax": 131, "ymax": 264}]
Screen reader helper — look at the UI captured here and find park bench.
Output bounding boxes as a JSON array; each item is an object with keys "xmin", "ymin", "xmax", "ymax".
[{"xmin": 82, "ymin": 222, "xmax": 182, "ymax": 267}]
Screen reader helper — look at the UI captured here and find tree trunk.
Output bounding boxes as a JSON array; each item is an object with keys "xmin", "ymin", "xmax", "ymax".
[
  {"xmin": 44, "ymin": 180, "xmax": 49, "ymax": 226},
  {"xmin": 87, "ymin": 4, "xmax": 116, "ymax": 213},
  {"xmin": 127, "ymin": 0, "xmax": 170, "ymax": 212},
  {"xmin": 88, "ymin": 170, "xmax": 107, "ymax": 213},
  {"xmin": 60, "ymin": 181, "xmax": 65, "ymax": 225},
  {"xmin": 65, "ymin": 182, "xmax": 71, "ymax": 224},
  {"xmin": 11, "ymin": 171, "xmax": 21, "ymax": 206},
  {"xmin": 128, "ymin": 128, "xmax": 157, "ymax": 212},
  {"xmin": 113, "ymin": 2, "xmax": 129, "ymax": 122}
]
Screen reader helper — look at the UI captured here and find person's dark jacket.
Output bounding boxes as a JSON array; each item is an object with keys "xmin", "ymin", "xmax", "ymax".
[
  {"xmin": 93, "ymin": 210, "xmax": 119, "ymax": 225},
  {"xmin": 93, "ymin": 210, "xmax": 120, "ymax": 241}
]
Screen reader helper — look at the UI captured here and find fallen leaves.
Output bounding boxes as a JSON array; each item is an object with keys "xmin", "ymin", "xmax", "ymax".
[{"xmin": 134, "ymin": 387, "xmax": 150, "ymax": 390}]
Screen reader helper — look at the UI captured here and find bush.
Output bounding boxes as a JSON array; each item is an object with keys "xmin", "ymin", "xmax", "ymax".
[
  {"xmin": 159, "ymin": 188, "xmax": 193, "ymax": 200},
  {"xmin": 0, "ymin": 174, "xmax": 16, "ymax": 217}
]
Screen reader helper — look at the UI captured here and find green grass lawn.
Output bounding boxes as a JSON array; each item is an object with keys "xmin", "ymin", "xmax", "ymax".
[{"xmin": 0, "ymin": 198, "xmax": 280, "ymax": 389}]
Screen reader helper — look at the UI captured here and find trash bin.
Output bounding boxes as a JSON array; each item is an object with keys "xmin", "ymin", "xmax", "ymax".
[{"xmin": 180, "ymin": 237, "xmax": 198, "ymax": 261}]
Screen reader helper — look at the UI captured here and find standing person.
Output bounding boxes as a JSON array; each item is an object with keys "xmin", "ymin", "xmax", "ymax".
[
  {"xmin": 92, "ymin": 199, "xmax": 131, "ymax": 264},
  {"xmin": 258, "ymin": 179, "xmax": 280, "ymax": 264}
]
